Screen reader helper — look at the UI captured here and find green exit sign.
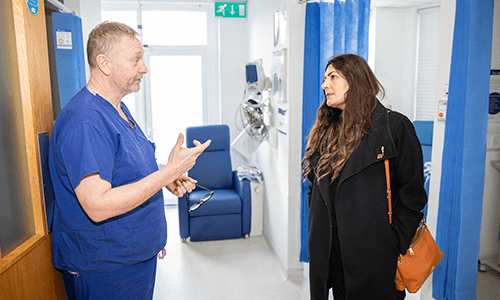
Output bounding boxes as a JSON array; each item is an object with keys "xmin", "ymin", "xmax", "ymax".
[{"xmin": 215, "ymin": 2, "xmax": 247, "ymax": 18}]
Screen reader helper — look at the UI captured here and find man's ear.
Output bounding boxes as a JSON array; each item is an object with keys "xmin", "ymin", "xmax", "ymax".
[{"xmin": 96, "ymin": 54, "xmax": 112, "ymax": 76}]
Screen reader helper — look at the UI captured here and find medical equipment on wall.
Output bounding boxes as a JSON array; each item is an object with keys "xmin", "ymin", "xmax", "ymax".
[
  {"xmin": 239, "ymin": 98, "xmax": 268, "ymax": 141},
  {"xmin": 232, "ymin": 59, "xmax": 272, "ymax": 158},
  {"xmin": 236, "ymin": 59, "xmax": 271, "ymax": 142},
  {"xmin": 245, "ymin": 59, "xmax": 271, "ymax": 98}
]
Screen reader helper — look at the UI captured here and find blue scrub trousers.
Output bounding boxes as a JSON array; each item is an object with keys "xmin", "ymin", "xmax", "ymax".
[{"xmin": 63, "ymin": 256, "xmax": 158, "ymax": 300}]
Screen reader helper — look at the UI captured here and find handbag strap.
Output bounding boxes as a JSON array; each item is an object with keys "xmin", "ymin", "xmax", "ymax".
[
  {"xmin": 383, "ymin": 110, "xmax": 394, "ymax": 224},
  {"xmin": 385, "ymin": 159, "xmax": 393, "ymax": 224},
  {"xmin": 385, "ymin": 159, "xmax": 425, "ymax": 226}
]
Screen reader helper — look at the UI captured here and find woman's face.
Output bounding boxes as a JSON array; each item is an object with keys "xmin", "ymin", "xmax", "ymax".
[{"xmin": 322, "ymin": 65, "xmax": 349, "ymax": 110}]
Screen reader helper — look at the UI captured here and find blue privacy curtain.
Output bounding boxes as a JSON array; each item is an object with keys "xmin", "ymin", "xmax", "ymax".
[
  {"xmin": 300, "ymin": 0, "xmax": 370, "ymax": 262},
  {"xmin": 433, "ymin": 0, "xmax": 494, "ymax": 299}
]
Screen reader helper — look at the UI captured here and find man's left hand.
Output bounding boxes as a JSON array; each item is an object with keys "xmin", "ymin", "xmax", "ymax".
[{"xmin": 166, "ymin": 175, "xmax": 197, "ymax": 197}]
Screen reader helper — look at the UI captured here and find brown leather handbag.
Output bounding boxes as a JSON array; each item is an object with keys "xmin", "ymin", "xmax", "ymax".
[{"xmin": 384, "ymin": 159, "xmax": 443, "ymax": 293}]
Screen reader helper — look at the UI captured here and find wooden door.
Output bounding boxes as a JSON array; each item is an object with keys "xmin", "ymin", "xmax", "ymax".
[{"xmin": 0, "ymin": 0, "xmax": 66, "ymax": 299}]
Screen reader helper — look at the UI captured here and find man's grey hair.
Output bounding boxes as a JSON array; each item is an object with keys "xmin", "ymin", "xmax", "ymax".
[{"xmin": 87, "ymin": 21, "xmax": 139, "ymax": 69}]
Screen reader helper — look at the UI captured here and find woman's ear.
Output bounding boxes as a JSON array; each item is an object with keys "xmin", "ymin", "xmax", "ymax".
[{"xmin": 96, "ymin": 54, "xmax": 112, "ymax": 76}]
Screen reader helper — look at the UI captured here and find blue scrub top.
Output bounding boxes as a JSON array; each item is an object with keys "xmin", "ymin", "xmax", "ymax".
[{"xmin": 49, "ymin": 87, "xmax": 167, "ymax": 273}]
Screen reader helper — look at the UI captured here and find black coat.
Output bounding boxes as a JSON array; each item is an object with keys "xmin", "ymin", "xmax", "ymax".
[{"xmin": 307, "ymin": 102, "xmax": 428, "ymax": 300}]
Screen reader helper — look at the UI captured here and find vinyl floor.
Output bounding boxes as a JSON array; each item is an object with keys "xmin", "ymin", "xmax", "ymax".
[{"xmin": 153, "ymin": 206, "xmax": 499, "ymax": 300}]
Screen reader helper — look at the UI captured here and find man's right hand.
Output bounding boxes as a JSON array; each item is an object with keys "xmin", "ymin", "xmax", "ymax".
[{"xmin": 165, "ymin": 133, "xmax": 211, "ymax": 180}]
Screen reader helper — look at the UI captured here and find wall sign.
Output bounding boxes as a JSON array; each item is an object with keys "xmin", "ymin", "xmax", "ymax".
[
  {"xmin": 272, "ymin": 49, "xmax": 287, "ymax": 103},
  {"xmin": 56, "ymin": 29, "xmax": 73, "ymax": 50},
  {"xmin": 27, "ymin": 0, "xmax": 39, "ymax": 15},
  {"xmin": 215, "ymin": 2, "xmax": 246, "ymax": 18}
]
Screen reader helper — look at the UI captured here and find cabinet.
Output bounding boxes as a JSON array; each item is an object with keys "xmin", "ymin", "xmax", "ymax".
[{"xmin": 250, "ymin": 181, "xmax": 264, "ymax": 236}]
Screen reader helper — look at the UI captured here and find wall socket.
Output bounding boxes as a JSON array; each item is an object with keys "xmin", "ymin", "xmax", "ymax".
[{"xmin": 487, "ymin": 134, "xmax": 500, "ymax": 149}]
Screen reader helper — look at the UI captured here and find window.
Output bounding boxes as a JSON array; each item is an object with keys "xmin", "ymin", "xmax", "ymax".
[
  {"xmin": 101, "ymin": 10, "xmax": 137, "ymax": 29},
  {"xmin": 414, "ymin": 6, "xmax": 440, "ymax": 121},
  {"xmin": 142, "ymin": 10, "xmax": 207, "ymax": 46}
]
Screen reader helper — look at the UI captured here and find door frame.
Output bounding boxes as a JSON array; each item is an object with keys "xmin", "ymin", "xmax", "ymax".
[{"xmin": 1, "ymin": 0, "xmax": 66, "ymax": 298}]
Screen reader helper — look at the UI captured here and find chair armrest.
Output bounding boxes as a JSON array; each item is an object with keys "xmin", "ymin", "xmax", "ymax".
[
  {"xmin": 234, "ymin": 171, "xmax": 251, "ymax": 235},
  {"xmin": 178, "ymin": 195, "xmax": 190, "ymax": 239}
]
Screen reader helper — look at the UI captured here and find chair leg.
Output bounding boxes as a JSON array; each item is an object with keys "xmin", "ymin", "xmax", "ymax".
[{"xmin": 181, "ymin": 238, "xmax": 187, "ymax": 243}]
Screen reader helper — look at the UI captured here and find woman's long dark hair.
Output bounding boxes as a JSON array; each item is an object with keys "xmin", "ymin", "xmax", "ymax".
[{"xmin": 302, "ymin": 54, "xmax": 385, "ymax": 183}]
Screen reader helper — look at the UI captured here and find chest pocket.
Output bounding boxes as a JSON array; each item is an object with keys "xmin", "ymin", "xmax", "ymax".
[{"xmin": 112, "ymin": 130, "xmax": 158, "ymax": 187}]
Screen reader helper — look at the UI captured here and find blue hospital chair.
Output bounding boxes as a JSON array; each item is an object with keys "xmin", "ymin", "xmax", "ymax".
[
  {"xmin": 177, "ymin": 125, "xmax": 251, "ymax": 241},
  {"xmin": 413, "ymin": 121, "xmax": 433, "ymax": 165},
  {"xmin": 413, "ymin": 120, "xmax": 434, "ymax": 218}
]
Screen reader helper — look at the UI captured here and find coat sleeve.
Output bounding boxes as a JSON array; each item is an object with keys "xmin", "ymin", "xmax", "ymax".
[
  {"xmin": 306, "ymin": 152, "xmax": 318, "ymax": 207},
  {"xmin": 390, "ymin": 115, "xmax": 428, "ymax": 254},
  {"xmin": 307, "ymin": 171, "xmax": 315, "ymax": 207}
]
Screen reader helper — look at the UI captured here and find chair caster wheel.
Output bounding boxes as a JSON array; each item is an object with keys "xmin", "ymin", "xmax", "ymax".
[
  {"xmin": 242, "ymin": 234, "xmax": 249, "ymax": 239},
  {"xmin": 181, "ymin": 238, "xmax": 187, "ymax": 243}
]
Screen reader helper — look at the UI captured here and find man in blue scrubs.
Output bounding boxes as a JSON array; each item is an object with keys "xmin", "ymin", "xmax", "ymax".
[{"xmin": 49, "ymin": 21, "xmax": 211, "ymax": 299}]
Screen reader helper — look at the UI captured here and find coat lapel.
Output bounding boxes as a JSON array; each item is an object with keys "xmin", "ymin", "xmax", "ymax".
[
  {"xmin": 338, "ymin": 102, "xmax": 398, "ymax": 186},
  {"xmin": 315, "ymin": 102, "xmax": 396, "ymax": 214},
  {"xmin": 318, "ymin": 175, "xmax": 333, "ymax": 214}
]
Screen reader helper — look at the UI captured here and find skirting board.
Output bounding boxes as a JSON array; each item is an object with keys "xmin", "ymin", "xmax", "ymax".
[{"xmin": 262, "ymin": 230, "xmax": 305, "ymax": 282}]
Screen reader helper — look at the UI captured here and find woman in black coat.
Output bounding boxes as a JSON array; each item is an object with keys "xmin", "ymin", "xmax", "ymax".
[{"xmin": 302, "ymin": 54, "xmax": 427, "ymax": 300}]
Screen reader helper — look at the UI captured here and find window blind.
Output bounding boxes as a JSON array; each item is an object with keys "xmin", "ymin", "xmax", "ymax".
[{"xmin": 415, "ymin": 6, "xmax": 440, "ymax": 121}]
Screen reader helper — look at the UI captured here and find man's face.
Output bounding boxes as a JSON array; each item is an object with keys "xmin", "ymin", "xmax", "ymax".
[{"xmin": 110, "ymin": 36, "xmax": 148, "ymax": 96}]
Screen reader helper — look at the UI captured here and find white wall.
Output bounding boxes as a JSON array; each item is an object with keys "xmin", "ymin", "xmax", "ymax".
[
  {"xmin": 244, "ymin": 0, "xmax": 305, "ymax": 277},
  {"xmin": 373, "ymin": 7, "xmax": 418, "ymax": 118},
  {"xmin": 218, "ymin": 16, "xmax": 248, "ymax": 163},
  {"xmin": 246, "ymin": 0, "xmax": 289, "ymax": 276},
  {"xmin": 285, "ymin": 0, "xmax": 306, "ymax": 275}
]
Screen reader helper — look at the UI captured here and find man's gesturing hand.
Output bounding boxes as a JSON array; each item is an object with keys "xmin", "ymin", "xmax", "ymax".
[{"xmin": 165, "ymin": 133, "xmax": 211, "ymax": 180}]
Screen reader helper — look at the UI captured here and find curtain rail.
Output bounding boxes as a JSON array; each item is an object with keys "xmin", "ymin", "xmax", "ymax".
[{"xmin": 45, "ymin": 0, "xmax": 73, "ymax": 13}]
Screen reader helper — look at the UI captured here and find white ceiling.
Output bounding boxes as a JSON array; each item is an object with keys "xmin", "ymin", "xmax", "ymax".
[{"xmin": 371, "ymin": 0, "xmax": 441, "ymax": 8}]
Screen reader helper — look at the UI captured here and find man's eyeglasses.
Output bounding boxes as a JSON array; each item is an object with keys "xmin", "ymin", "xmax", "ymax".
[{"xmin": 187, "ymin": 184, "xmax": 214, "ymax": 212}]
